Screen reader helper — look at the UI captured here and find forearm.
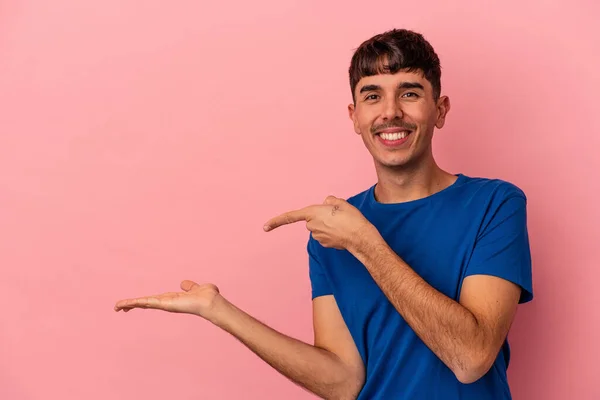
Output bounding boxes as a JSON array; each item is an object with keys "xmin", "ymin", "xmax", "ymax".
[
  {"xmin": 207, "ymin": 295, "xmax": 363, "ymax": 399},
  {"xmin": 350, "ymin": 235, "xmax": 489, "ymax": 383}
]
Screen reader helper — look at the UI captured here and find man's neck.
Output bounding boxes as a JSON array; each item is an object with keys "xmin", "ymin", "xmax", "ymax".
[{"xmin": 373, "ymin": 161, "xmax": 457, "ymax": 204}]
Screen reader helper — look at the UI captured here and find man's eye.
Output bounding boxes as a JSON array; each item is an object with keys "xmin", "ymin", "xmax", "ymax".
[
  {"xmin": 365, "ymin": 94, "xmax": 379, "ymax": 100},
  {"xmin": 402, "ymin": 92, "xmax": 418, "ymax": 98}
]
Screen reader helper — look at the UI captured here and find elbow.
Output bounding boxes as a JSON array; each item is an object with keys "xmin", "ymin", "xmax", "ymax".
[
  {"xmin": 453, "ymin": 353, "xmax": 495, "ymax": 384},
  {"xmin": 334, "ymin": 369, "xmax": 365, "ymax": 400},
  {"xmin": 454, "ymin": 368, "xmax": 487, "ymax": 385}
]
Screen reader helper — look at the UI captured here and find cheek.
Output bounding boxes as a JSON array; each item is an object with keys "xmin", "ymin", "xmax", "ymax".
[
  {"xmin": 405, "ymin": 106, "xmax": 436, "ymax": 130},
  {"xmin": 403, "ymin": 104, "xmax": 424, "ymax": 119},
  {"xmin": 353, "ymin": 119, "xmax": 362, "ymax": 134},
  {"xmin": 353, "ymin": 111, "xmax": 370, "ymax": 134}
]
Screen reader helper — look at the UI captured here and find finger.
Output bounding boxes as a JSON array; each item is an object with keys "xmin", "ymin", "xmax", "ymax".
[
  {"xmin": 263, "ymin": 207, "xmax": 314, "ymax": 231},
  {"xmin": 114, "ymin": 296, "xmax": 161, "ymax": 311},
  {"xmin": 180, "ymin": 280, "xmax": 198, "ymax": 292},
  {"xmin": 115, "ymin": 298, "xmax": 137, "ymax": 311}
]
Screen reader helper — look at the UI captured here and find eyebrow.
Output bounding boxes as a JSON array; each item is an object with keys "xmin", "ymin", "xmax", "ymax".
[{"xmin": 359, "ymin": 81, "xmax": 425, "ymax": 94}]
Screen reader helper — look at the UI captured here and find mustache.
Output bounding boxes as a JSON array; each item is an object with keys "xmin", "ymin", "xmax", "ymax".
[{"xmin": 371, "ymin": 120, "xmax": 417, "ymax": 134}]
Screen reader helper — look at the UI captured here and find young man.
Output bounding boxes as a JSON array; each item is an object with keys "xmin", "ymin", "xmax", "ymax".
[{"xmin": 115, "ymin": 29, "xmax": 533, "ymax": 399}]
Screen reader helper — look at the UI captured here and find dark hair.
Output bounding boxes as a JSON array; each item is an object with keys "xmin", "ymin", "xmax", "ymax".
[{"xmin": 349, "ymin": 29, "xmax": 441, "ymax": 102}]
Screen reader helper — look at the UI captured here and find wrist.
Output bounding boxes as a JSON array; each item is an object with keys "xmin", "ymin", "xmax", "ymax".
[
  {"xmin": 203, "ymin": 294, "xmax": 232, "ymax": 327},
  {"xmin": 348, "ymin": 224, "xmax": 384, "ymax": 255}
]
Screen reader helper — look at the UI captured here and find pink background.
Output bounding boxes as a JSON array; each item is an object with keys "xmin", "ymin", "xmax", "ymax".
[{"xmin": 1, "ymin": 1, "xmax": 598, "ymax": 399}]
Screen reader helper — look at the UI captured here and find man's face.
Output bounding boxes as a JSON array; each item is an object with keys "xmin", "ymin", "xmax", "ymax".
[{"xmin": 348, "ymin": 69, "xmax": 450, "ymax": 170}]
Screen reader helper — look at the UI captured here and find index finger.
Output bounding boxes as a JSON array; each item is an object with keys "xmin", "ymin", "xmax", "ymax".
[{"xmin": 263, "ymin": 206, "xmax": 315, "ymax": 231}]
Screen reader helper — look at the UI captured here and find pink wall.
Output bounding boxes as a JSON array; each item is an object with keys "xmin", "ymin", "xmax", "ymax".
[{"xmin": 1, "ymin": 1, "xmax": 598, "ymax": 399}]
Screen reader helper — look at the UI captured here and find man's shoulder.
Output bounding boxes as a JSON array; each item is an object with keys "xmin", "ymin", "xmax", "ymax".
[
  {"xmin": 457, "ymin": 174, "xmax": 527, "ymax": 204},
  {"xmin": 339, "ymin": 175, "xmax": 527, "ymax": 204}
]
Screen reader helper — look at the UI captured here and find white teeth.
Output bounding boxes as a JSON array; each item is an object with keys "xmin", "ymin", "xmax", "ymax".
[{"xmin": 380, "ymin": 131, "xmax": 408, "ymax": 141}]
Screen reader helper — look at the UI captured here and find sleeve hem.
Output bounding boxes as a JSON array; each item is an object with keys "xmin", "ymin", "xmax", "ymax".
[{"xmin": 463, "ymin": 271, "xmax": 534, "ymax": 304}]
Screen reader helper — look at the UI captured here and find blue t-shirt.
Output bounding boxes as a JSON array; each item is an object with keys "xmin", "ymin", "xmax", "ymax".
[{"xmin": 307, "ymin": 174, "xmax": 533, "ymax": 399}]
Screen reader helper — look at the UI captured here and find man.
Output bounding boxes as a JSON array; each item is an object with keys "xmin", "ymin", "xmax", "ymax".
[{"xmin": 115, "ymin": 28, "xmax": 533, "ymax": 399}]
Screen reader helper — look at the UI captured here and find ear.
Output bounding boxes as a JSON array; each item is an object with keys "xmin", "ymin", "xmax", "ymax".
[
  {"xmin": 348, "ymin": 103, "xmax": 361, "ymax": 135},
  {"xmin": 435, "ymin": 95, "xmax": 451, "ymax": 129}
]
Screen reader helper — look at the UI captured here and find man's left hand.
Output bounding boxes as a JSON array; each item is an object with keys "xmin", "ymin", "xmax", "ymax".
[{"xmin": 263, "ymin": 196, "xmax": 377, "ymax": 251}]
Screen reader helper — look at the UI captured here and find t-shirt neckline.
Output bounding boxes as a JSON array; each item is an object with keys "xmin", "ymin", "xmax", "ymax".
[{"xmin": 368, "ymin": 173, "xmax": 466, "ymax": 209}]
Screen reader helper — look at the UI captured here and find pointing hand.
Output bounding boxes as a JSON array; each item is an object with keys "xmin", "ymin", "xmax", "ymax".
[{"xmin": 263, "ymin": 195, "xmax": 376, "ymax": 250}]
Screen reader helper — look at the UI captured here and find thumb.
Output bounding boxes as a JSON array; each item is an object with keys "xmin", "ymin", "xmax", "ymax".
[
  {"xmin": 323, "ymin": 195, "xmax": 342, "ymax": 205},
  {"xmin": 180, "ymin": 280, "xmax": 199, "ymax": 292}
]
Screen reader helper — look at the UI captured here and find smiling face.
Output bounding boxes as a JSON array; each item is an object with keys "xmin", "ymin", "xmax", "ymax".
[{"xmin": 348, "ymin": 69, "xmax": 450, "ymax": 171}]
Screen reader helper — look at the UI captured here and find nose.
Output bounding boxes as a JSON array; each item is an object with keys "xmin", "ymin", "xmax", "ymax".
[{"xmin": 381, "ymin": 97, "xmax": 402, "ymax": 120}]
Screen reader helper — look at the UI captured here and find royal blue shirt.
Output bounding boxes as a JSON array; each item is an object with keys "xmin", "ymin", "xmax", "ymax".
[{"xmin": 307, "ymin": 174, "xmax": 533, "ymax": 399}]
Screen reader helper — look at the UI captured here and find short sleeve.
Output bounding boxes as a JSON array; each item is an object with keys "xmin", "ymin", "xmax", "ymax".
[
  {"xmin": 465, "ymin": 194, "xmax": 533, "ymax": 303},
  {"xmin": 307, "ymin": 235, "xmax": 334, "ymax": 299}
]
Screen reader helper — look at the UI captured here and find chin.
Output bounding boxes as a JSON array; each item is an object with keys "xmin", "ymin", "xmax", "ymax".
[
  {"xmin": 376, "ymin": 158, "xmax": 411, "ymax": 169},
  {"xmin": 376, "ymin": 151, "xmax": 426, "ymax": 170}
]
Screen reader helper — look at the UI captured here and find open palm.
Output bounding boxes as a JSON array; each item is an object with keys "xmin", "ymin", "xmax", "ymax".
[{"xmin": 114, "ymin": 280, "xmax": 220, "ymax": 318}]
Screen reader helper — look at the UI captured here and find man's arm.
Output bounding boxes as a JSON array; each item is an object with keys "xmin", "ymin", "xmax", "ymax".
[
  {"xmin": 210, "ymin": 294, "xmax": 365, "ymax": 399},
  {"xmin": 349, "ymin": 237, "xmax": 521, "ymax": 384},
  {"xmin": 115, "ymin": 281, "xmax": 365, "ymax": 400},
  {"xmin": 263, "ymin": 193, "xmax": 530, "ymax": 385}
]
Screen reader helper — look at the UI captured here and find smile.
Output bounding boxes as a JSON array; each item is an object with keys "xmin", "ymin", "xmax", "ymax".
[
  {"xmin": 376, "ymin": 129, "xmax": 413, "ymax": 147},
  {"xmin": 379, "ymin": 131, "xmax": 409, "ymax": 140}
]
